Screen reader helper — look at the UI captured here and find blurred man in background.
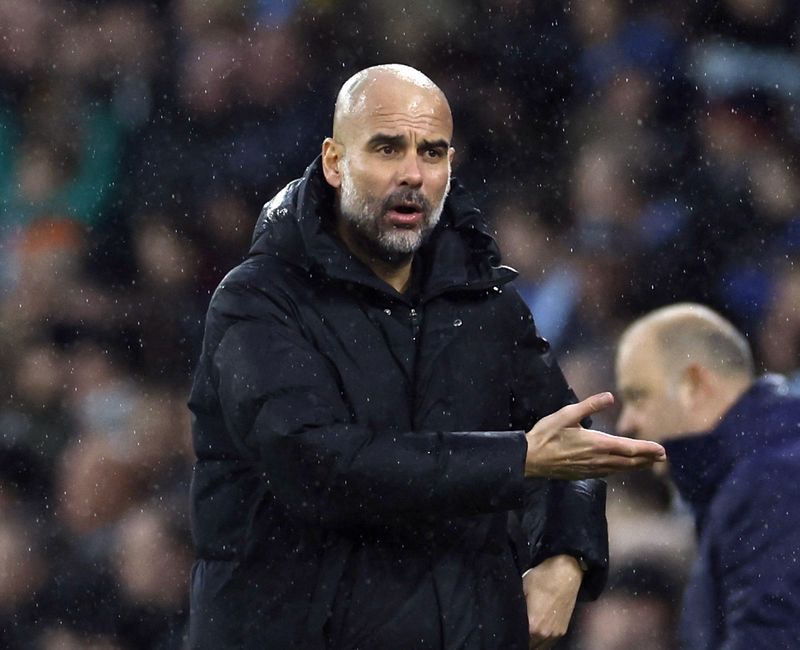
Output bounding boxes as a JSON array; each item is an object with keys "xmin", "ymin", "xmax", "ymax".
[{"xmin": 616, "ymin": 303, "xmax": 800, "ymax": 649}]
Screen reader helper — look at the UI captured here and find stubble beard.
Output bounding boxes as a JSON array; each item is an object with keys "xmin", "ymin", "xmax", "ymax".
[{"xmin": 338, "ymin": 160, "xmax": 450, "ymax": 264}]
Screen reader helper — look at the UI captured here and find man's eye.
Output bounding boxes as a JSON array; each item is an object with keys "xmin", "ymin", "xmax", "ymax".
[
  {"xmin": 378, "ymin": 145, "xmax": 395, "ymax": 155},
  {"xmin": 425, "ymin": 149, "xmax": 443, "ymax": 159}
]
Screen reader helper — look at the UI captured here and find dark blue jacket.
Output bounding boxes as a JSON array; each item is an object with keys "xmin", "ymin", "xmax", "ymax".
[
  {"xmin": 187, "ymin": 157, "xmax": 608, "ymax": 649},
  {"xmin": 664, "ymin": 375, "xmax": 800, "ymax": 650}
]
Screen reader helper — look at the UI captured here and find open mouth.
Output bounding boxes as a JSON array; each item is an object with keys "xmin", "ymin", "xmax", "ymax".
[
  {"xmin": 394, "ymin": 202, "xmax": 422, "ymax": 214},
  {"xmin": 386, "ymin": 201, "xmax": 424, "ymax": 226},
  {"xmin": 395, "ymin": 203, "xmax": 422, "ymax": 214}
]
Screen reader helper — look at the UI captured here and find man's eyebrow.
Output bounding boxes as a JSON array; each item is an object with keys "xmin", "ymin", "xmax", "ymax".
[
  {"xmin": 619, "ymin": 387, "xmax": 645, "ymax": 400},
  {"xmin": 366, "ymin": 133, "xmax": 406, "ymax": 148},
  {"xmin": 418, "ymin": 138, "xmax": 450, "ymax": 151}
]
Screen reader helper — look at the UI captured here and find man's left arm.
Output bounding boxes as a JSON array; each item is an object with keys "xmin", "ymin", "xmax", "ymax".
[
  {"xmin": 522, "ymin": 554, "xmax": 584, "ymax": 648},
  {"xmin": 523, "ymin": 479, "xmax": 608, "ymax": 599}
]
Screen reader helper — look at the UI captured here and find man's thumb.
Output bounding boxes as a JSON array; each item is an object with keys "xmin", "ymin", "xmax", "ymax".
[{"xmin": 557, "ymin": 392, "xmax": 614, "ymax": 426}]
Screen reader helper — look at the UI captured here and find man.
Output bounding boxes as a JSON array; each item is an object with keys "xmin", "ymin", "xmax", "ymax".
[
  {"xmin": 189, "ymin": 64, "xmax": 664, "ymax": 649},
  {"xmin": 616, "ymin": 303, "xmax": 800, "ymax": 649}
]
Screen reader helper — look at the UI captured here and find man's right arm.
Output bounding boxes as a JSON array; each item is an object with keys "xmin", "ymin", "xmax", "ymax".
[
  {"xmin": 205, "ymin": 280, "xmax": 529, "ymax": 528},
  {"xmin": 504, "ymin": 294, "xmax": 662, "ymax": 604},
  {"xmin": 203, "ymin": 280, "xmax": 663, "ymax": 529}
]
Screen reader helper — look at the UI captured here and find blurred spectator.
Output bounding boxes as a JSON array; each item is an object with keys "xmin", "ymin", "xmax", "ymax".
[
  {"xmin": 603, "ymin": 471, "xmax": 695, "ymax": 579},
  {"xmin": 1, "ymin": 340, "xmax": 74, "ymax": 469},
  {"xmin": 492, "ymin": 200, "xmax": 578, "ymax": 350},
  {"xmin": 695, "ymin": 0, "xmax": 800, "ymax": 48},
  {"xmin": 192, "ymin": 191, "xmax": 256, "ymax": 293},
  {"xmin": 571, "ymin": 562, "xmax": 681, "ymax": 650},
  {"xmin": 758, "ymin": 261, "xmax": 800, "ymax": 377},
  {"xmin": 125, "ymin": 213, "xmax": 205, "ymax": 381},
  {"xmin": 0, "ymin": 514, "xmax": 47, "ymax": 648},
  {"xmin": 112, "ymin": 507, "xmax": 192, "ymax": 648}
]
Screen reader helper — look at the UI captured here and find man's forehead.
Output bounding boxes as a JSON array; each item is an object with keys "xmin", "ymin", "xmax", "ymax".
[
  {"xmin": 362, "ymin": 110, "xmax": 450, "ymax": 137},
  {"xmin": 617, "ymin": 330, "xmax": 665, "ymax": 382},
  {"xmin": 336, "ymin": 74, "xmax": 452, "ymax": 141},
  {"xmin": 364, "ymin": 91, "xmax": 446, "ymax": 122}
]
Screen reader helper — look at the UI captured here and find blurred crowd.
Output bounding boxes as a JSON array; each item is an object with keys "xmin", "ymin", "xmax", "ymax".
[{"xmin": 1, "ymin": 0, "xmax": 799, "ymax": 647}]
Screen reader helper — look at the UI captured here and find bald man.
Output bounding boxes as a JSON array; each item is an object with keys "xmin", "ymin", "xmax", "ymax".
[
  {"xmin": 188, "ymin": 64, "xmax": 664, "ymax": 649},
  {"xmin": 616, "ymin": 303, "xmax": 800, "ymax": 649}
]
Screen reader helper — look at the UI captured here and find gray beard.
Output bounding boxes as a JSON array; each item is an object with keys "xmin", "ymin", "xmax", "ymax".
[{"xmin": 338, "ymin": 165, "xmax": 450, "ymax": 262}]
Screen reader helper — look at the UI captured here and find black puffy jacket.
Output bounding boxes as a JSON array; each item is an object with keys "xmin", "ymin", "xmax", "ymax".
[{"xmin": 188, "ymin": 157, "xmax": 608, "ymax": 649}]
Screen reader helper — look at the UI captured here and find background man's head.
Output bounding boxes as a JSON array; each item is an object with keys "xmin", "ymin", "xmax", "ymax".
[
  {"xmin": 321, "ymin": 64, "xmax": 455, "ymax": 264},
  {"xmin": 615, "ymin": 303, "xmax": 754, "ymax": 442}
]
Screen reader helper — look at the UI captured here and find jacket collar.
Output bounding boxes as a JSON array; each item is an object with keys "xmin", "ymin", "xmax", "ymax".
[
  {"xmin": 249, "ymin": 156, "xmax": 517, "ymax": 301},
  {"xmin": 664, "ymin": 374, "xmax": 797, "ymax": 529}
]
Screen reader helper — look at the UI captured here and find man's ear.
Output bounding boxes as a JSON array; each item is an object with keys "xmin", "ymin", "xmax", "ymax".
[
  {"xmin": 679, "ymin": 363, "xmax": 711, "ymax": 409},
  {"xmin": 322, "ymin": 138, "xmax": 342, "ymax": 189}
]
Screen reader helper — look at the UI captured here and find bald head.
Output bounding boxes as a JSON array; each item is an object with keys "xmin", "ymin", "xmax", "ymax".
[
  {"xmin": 332, "ymin": 64, "xmax": 452, "ymax": 142},
  {"xmin": 622, "ymin": 303, "xmax": 754, "ymax": 381},
  {"xmin": 615, "ymin": 303, "xmax": 754, "ymax": 441}
]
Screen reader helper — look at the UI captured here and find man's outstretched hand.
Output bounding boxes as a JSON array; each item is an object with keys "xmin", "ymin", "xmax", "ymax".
[{"xmin": 525, "ymin": 392, "xmax": 666, "ymax": 479}]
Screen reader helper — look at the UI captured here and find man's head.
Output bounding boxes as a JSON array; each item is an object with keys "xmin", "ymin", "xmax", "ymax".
[
  {"xmin": 615, "ymin": 303, "xmax": 754, "ymax": 442},
  {"xmin": 321, "ymin": 64, "xmax": 455, "ymax": 264}
]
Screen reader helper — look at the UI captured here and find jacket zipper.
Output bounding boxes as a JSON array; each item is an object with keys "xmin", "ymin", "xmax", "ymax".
[{"xmin": 409, "ymin": 307, "xmax": 420, "ymax": 341}]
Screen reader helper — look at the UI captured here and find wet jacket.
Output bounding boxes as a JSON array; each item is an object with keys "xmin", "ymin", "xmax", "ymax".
[
  {"xmin": 665, "ymin": 375, "xmax": 800, "ymax": 650},
  {"xmin": 188, "ymin": 157, "xmax": 608, "ymax": 649}
]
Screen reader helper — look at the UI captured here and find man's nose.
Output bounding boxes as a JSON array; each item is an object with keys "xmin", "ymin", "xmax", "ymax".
[{"xmin": 397, "ymin": 152, "xmax": 423, "ymax": 187}]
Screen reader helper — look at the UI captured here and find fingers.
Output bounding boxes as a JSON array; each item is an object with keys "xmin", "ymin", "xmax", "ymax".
[
  {"xmin": 582, "ymin": 454, "xmax": 659, "ymax": 476},
  {"xmin": 591, "ymin": 430, "xmax": 666, "ymax": 461},
  {"xmin": 548, "ymin": 392, "xmax": 615, "ymax": 429},
  {"xmin": 589, "ymin": 451, "xmax": 664, "ymax": 476},
  {"xmin": 574, "ymin": 429, "xmax": 667, "ymax": 475},
  {"xmin": 542, "ymin": 429, "xmax": 667, "ymax": 479},
  {"xmin": 529, "ymin": 623, "xmax": 564, "ymax": 649},
  {"xmin": 528, "ymin": 619, "xmax": 566, "ymax": 649}
]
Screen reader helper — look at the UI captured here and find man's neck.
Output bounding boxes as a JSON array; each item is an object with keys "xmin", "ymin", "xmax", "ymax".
[
  {"xmin": 368, "ymin": 256, "xmax": 414, "ymax": 294},
  {"xmin": 336, "ymin": 221, "xmax": 414, "ymax": 293}
]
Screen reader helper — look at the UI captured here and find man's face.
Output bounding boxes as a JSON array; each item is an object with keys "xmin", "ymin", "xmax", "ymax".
[
  {"xmin": 615, "ymin": 330, "xmax": 689, "ymax": 443},
  {"xmin": 329, "ymin": 79, "xmax": 455, "ymax": 261}
]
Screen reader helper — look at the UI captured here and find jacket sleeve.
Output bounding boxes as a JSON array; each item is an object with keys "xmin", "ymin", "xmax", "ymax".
[
  {"xmin": 508, "ymin": 302, "xmax": 609, "ymax": 600},
  {"xmin": 206, "ymin": 279, "xmax": 528, "ymax": 528},
  {"xmin": 713, "ymin": 456, "xmax": 800, "ymax": 649}
]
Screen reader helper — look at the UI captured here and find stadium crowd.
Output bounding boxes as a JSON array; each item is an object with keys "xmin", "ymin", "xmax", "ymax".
[{"xmin": 0, "ymin": 0, "xmax": 798, "ymax": 647}]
